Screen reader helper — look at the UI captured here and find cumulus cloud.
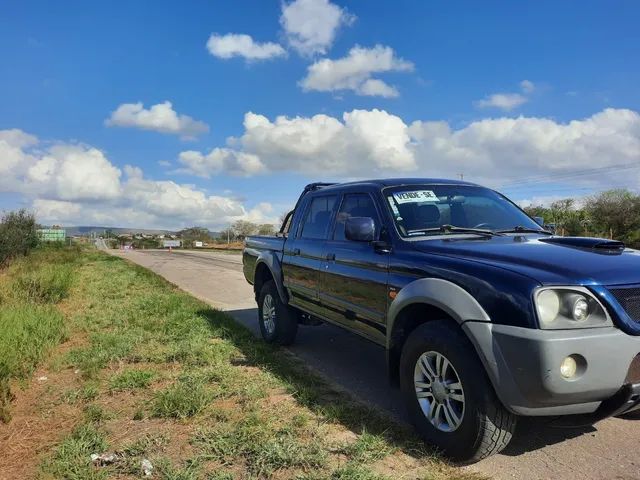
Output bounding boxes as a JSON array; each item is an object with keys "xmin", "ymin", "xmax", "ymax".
[
  {"xmin": 105, "ymin": 101, "xmax": 209, "ymax": 139},
  {"xmin": 0, "ymin": 130, "xmax": 275, "ymax": 229},
  {"xmin": 236, "ymin": 109, "xmax": 416, "ymax": 174},
  {"xmin": 0, "ymin": 129, "xmax": 38, "ymax": 179},
  {"xmin": 300, "ymin": 45, "xmax": 414, "ymax": 97},
  {"xmin": 280, "ymin": 0, "xmax": 355, "ymax": 56},
  {"xmin": 475, "ymin": 80, "xmax": 536, "ymax": 111},
  {"xmin": 475, "ymin": 93, "xmax": 528, "ymax": 111},
  {"xmin": 26, "ymin": 144, "xmax": 122, "ymax": 201},
  {"xmin": 206, "ymin": 33, "xmax": 286, "ymax": 61},
  {"xmin": 180, "ymin": 108, "xmax": 640, "ymax": 192},
  {"xmin": 177, "ymin": 148, "xmax": 266, "ymax": 177}
]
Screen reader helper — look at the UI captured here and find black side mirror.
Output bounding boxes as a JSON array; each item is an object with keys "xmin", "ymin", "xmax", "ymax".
[{"xmin": 345, "ymin": 217, "xmax": 375, "ymax": 242}]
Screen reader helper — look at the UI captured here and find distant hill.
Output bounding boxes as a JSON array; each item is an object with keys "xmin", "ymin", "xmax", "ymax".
[
  {"xmin": 62, "ymin": 226, "xmax": 176, "ymax": 236},
  {"xmin": 60, "ymin": 226, "xmax": 222, "ymax": 238}
]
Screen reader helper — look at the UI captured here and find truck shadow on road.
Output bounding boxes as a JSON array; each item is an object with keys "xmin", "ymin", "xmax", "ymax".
[
  {"xmin": 210, "ymin": 307, "xmax": 612, "ymax": 459},
  {"xmin": 500, "ymin": 419, "xmax": 595, "ymax": 456}
]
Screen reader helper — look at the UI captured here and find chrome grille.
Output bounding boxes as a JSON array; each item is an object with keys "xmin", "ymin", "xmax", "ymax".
[{"xmin": 609, "ymin": 287, "xmax": 640, "ymax": 323}]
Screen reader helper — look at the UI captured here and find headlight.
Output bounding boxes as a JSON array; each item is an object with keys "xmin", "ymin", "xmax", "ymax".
[{"xmin": 534, "ymin": 287, "xmax": 612, "ymax": 329}]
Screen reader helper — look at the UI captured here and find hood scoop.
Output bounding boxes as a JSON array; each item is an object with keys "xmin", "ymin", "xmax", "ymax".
[{"xmin": 539, "ymin": 236, "xmax": 625, "ymax": 254}]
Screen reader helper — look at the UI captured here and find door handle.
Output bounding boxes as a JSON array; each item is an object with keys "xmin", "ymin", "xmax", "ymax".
[
  {"xmin": 292, "ymin": 248, "xmax": 300, "ymax": 256},
  {"xmin": 325, "ymin": 253, "xmax": 335, "ymax": 261}
]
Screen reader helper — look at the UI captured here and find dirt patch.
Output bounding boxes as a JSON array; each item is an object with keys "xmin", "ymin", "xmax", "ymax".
[{"xmin": 0, "ymin": 348, "xmax": 84, "ymax": 478}]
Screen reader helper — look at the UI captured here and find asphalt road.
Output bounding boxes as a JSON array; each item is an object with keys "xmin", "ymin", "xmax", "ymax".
[{"xmin": 110, "ymin": 248, "xmax": 640, "ymax": 480}]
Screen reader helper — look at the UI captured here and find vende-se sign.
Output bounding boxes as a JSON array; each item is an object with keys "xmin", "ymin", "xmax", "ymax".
[{"xmin": 162, "ymin": 240, "xmax": 181, "ymax": 248}]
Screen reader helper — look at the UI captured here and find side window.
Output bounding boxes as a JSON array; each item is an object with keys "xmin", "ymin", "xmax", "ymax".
[
  {"xmin": 300, "ymin": 195, "xmax": 337, "ymax": 240},
  {"xmin": 333, "ymin": 194, "xmax": 379, "ymax": 241}
]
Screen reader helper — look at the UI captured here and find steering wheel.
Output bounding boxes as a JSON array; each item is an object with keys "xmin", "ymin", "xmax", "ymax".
[{"xmin": 473, "ymin": 222, "xmax": 495, "ymax": 230}]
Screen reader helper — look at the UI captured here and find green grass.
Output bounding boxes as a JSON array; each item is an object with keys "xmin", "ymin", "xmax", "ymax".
[
  {"xmin": 12, "ymin": 264, "xmax": 73, "ymax": 303},
  {"xmin": 340, "ymin": 430, "xmax": 395, "ymax": 464},
  {"xmin": 150, "ymin": 378, "xmax": 213, "ymax": 419},
  {"xmin": 109, "ymin": 368, "xmax": 156, "ymax": 391},
  {"xmin": 191, "ymin": 408, "xmax": 327, "ymax": 476},
  {"xmin": 0, "ymin": 305, "xmax": 67, "ymax": 422},
  {"xmin": 42, "ymin": 423, "xmax": 108, "ymax": 480},
  {"xmin": 0, "ymin": 245, "xmax": 77, "ymax": 421},
  {"xmin": 0, "ymin": 248, "xmax": 477, "ymax": 479}
]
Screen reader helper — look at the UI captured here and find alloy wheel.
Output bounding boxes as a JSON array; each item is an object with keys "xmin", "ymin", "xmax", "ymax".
[
  {"xmin": 414, "ymin": 351, "xmax": 465, "ymax": 432},
  {"xmin": 262, "ymin": 293, "xmax": 276, "ymax": 335}
]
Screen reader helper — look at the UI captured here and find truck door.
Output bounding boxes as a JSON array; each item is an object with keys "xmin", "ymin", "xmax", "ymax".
[
  {"xmin": 282, "ymin": 194, "xmax": 338, "ymax": 315},
  {"xmin": 319, "ymin": 192, "xmax": 389, "ymax": 345}
]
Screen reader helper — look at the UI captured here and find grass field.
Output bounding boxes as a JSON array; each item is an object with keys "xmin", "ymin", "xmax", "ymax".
[{"xmin": 0, "ymin": 247, "xmax": 483, "ymax": 480}]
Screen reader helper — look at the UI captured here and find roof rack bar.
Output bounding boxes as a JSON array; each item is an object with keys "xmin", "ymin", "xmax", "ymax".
[{"xmin": 302, "ymin": 182, "xmax": 337, "ymax": 193}]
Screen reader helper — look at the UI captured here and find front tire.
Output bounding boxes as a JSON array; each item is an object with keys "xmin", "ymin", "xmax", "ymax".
[
  {"xmin": 257, "ymin": 280, "xmax": 298, "ymax": 346},
  {"xmin": 399, "ymin": 320, "xmax": 516, "ymax": 463}
]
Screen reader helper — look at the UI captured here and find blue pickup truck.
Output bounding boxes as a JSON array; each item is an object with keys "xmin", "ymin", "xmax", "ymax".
[{"xmin": 243, "ymin": 178, "xmax": 640, "ymax": 462}]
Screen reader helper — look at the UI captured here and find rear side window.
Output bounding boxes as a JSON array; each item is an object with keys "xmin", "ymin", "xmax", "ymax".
[
  {"xmin": 333, "ymin": 194, "xmax": 379, "ymax": 241},
  {"xmin": 300, "ymin": 195, "xmax": 337, "ymax": 239}
]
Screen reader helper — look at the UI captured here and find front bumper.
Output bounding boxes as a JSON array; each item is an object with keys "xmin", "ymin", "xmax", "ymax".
[{"xmin": 463, "ymin": 322, "xmax": 640, "ymax": 416}]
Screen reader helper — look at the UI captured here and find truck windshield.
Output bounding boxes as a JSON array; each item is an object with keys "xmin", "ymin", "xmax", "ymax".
[{"xmin": 383, "ymin": 185, "xmax": 543, "ymax": 237}]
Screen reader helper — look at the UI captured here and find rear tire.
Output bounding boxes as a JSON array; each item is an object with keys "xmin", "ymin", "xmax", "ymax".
[
  {"xmin": 258, "ymin": 280, "xmax": 298, "ymax": 346},
  {"xmin": 399, "ymin": 320, "xmax": 516, "ymax": 464}
]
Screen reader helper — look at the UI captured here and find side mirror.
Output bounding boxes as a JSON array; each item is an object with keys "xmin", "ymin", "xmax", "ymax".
[
  {"xmin": 533, "ymin": 216, "xmax": 545, "ymax": 227},
  {"xmin": 345, "ymin": 217, "xmax": 375, "ymax": 242}
]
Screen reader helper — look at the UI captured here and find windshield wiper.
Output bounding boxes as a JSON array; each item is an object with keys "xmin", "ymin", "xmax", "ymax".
[
  {"xmin": 408, "ymin": 224, "xmax": 504, "ymax": 237},
  {"xmin": 496, "ymin": 226, "xmax": 552, "ymax": 235}
]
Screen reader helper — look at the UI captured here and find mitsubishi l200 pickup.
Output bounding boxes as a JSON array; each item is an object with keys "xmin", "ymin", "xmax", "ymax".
[{"xmin": 243, "ymin": 178, "xmax": 640, "ymax": 462}]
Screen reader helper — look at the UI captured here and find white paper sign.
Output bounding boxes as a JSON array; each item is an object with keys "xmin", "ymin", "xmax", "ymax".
[{"xmin": 392, "ymin": 190, "xmax": 439, "ymax": 204}]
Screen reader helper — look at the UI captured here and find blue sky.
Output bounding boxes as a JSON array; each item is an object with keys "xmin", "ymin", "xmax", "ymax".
[{"xmin": 1, "ymin": 0, "xmax": 639, "ymax": 229}]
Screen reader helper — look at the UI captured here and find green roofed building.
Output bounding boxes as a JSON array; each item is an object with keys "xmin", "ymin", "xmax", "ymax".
[{"xmin": 37, "ymin": 228, "xmax": 66, "ymax": 242}]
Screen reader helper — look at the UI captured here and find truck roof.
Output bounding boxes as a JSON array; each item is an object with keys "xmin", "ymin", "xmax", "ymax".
[{"xmin": 307, "ymin": 178, "xmax": 479, "ymax": 193}]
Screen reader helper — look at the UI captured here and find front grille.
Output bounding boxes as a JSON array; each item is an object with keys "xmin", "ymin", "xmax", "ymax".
[{"xmin": 609, "ymin": 287, "xmax": 640, "ymax": 323}]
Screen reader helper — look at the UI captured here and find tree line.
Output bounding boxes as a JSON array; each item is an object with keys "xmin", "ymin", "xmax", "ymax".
[{"xmin": 523, "ymin": 189, "xmax": 640, "ymax": 248}]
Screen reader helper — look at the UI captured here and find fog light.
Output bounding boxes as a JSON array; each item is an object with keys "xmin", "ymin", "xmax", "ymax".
[
  {"xmin": 572, "ymin": 297, "xmax": 589, "ymax": 321},
  {"xmin": 560, "ymin": 356, "xmax": 578, "ymax": 378}
]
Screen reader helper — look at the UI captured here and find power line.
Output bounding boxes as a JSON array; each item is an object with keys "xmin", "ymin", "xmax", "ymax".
[{"xmin": 499, "ymin": 162, "xmax": 640, "ymax": 188}]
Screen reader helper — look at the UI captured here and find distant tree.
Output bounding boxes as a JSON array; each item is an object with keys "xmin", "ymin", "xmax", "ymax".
[
  {"xmin": 584, "ymin": 189, "xmax": 640, "ymax": 240},
  {"xmin": 0, "ymin": 209, "xmax": 39, "ymax": 266},
  {"xmin": 178, "ymin": 226, "xmax": 212, "ymax": 247},
  {"xmin": 232, "ymin": 220, "xmax": 257, "ymax": 240},
  {"xmin": 522, "ymin": 205, "xmax": 550, "ymax": 223},
  {"xmin": 257, "ymin": 224, "xmax": 276, "ymax": 236},
  {"xmin": 219, "ymin": 227, "xmax": 236, "ymax": 243}
]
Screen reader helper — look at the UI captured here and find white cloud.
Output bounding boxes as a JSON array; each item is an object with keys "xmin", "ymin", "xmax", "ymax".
[
  {"xmin": 358, "ymin": 79, "xmax": 399, "ymax": 98},
  {"xmin": 0, "ymin": 129, "xmax": 38, "ymax": 148},
  {"xmin": 26, "ymin": 145, "xmax": 122, "ymax": 201},
  {"xmin": 0, "ymin": 129, "xmax": 274, "ymax": 229},
  {"xmin": 300, "ymin": 45, "xmax": 413, "ymax": 97},
  {"xmin": 105, "ymin": 101, "xmax": 209, "ymax": 139},
  {"xmin": 228, "ymin": 109, "xmax": 416, "ymax": 174},
  {"xmin": 520, "ymin": 79, "xmax": 535, "ymax": 94},
  {"xmin": 177, "ymin": 148, "xmax": 266, "ymax": 177},
  {"xmin": 475, "ymin": 93, "xmax": 528, "ymax": 111},
  {"xmin": 181, "ymin": 108, "xmax": 640, "ymax": 193},
  {"xmin": 280, "ymin": 0, "xmax": 355, "ymax": 56},
  {"xmin": 475, "ymin": 80, "xmax": 537, "ymax": 111},
  {"xmin": 6, "ymin": 107, "xmax": 640, "ymax": 229},
  {"xmin": 206, "ymin": 33, "xmax": 286, "ymax": 61}
]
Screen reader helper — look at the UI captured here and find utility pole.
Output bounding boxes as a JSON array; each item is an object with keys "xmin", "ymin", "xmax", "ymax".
[{"xmin": 227, "ymin": 225, "xmax": 230, "ymax": 245}]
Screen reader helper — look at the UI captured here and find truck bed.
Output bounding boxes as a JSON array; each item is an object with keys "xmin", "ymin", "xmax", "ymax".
[{"xmin": 242, "ymin": 235, "xmax": 286, "ymax": 285}]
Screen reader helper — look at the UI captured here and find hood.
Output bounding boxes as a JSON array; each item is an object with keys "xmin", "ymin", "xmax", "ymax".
[{"xmin": 409, "ymin": 234, "xmax": 640, "ymax": 286}]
